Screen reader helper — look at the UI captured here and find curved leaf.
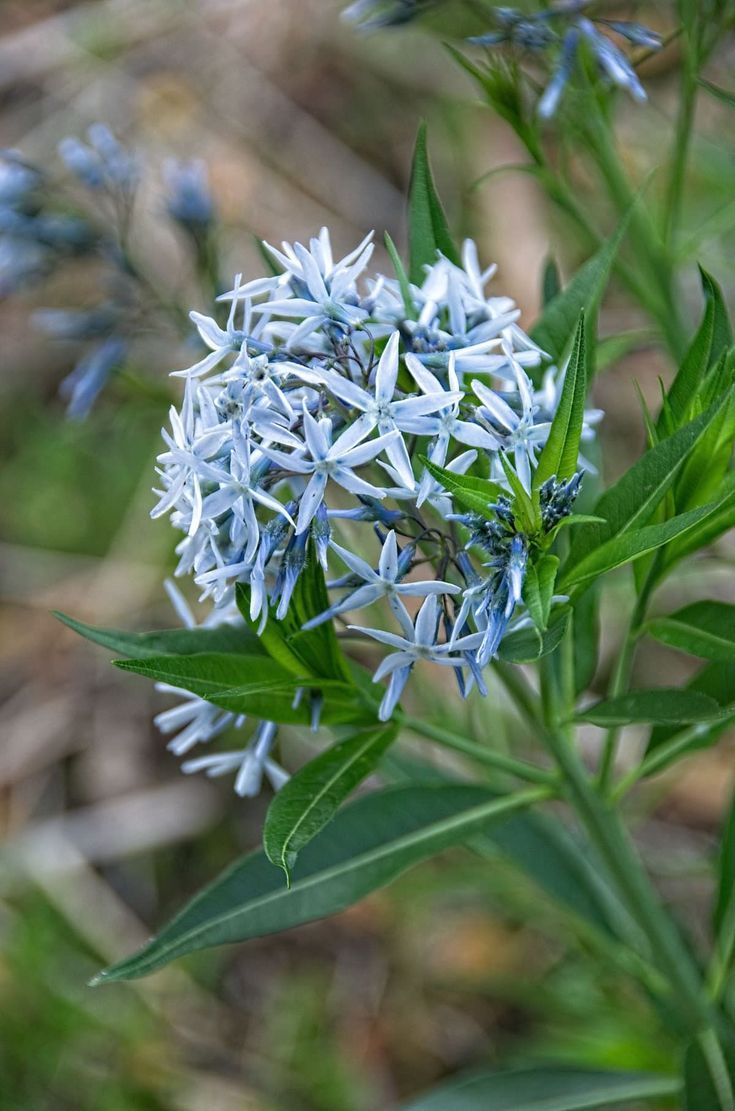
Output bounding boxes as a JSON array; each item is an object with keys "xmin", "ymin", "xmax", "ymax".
[
  {"xmin": 401, "ymin": 1066, "xmax": 679, "ymax": 1110},
  {"xmin": 577, "ymin": 689, "xmax": 721, "ymax": 728},
  {"xmin": 533, "ymin": 313, "xmax": 586, "ymax": 489},
  {"xmin": 53, "ymin": 611, "xmax": 263, "ymax": 659},
  {"xmin": 263, "ymin": 725, "xmax": 397, "ymax": 881},
  {"xmin": 647, "ymin": 602, "xmax": 735, "ymax": 662},
  {"xmin": 91, "ymin": 784, "xmax": 546, "ymax": 983}
]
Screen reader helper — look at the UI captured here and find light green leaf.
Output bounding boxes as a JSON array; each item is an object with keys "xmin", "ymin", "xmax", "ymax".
[
  {"xmin": 530, "ymin": 218, "xmax": 628, "ymax": 362},
  {"xmin": 53, "ymin": 611, "xmax": 263, "ymax": 659},
  {"xmin": 533, "ymin": 313, "xmax": 586, "ymax": 490},
  {"xmin": 420, "ymin": 457, "xmax": 503, "ymax": 517},
  {"xmin": 263, "ymin": 724, "xmax": 398, "ymax": 882},
  {"xmin": 647, "ymin": 602, "xmax": 735, "ymax": 662},
  {"xmin": 408, "ymin": 122, "xmax": 459, "ymax": 284},
  {"xmin": 566, "ymin": 397, "xmax": 730, "ymax": 570},
  {"xmin": 523, "ymin": 554, "xmax": 559, "ymax": 630},
  {"xmin": 384, "ymin": 231, "xmax": 415, "ymax": 318},
  {"xmin": 577, "ymin": 689, "xmax": 722, "ymax": 728},
  {"xmin": 559, "ymin": 498, "xmax": 732, "ymax": 592},
  {"xmin": 400, "ymin": 1066, "xmax": 679, "ymax": 1110},
  {"xmin": 499, "ymin": 452, "xmax": 539, "ymax": 532},
  {"xmin": 91, "ymin": 784, "xmax": 546, "ymax": 983},
  {"xmin": 498, "ymin": 609, "xmax": 569, "ymax": 663}
]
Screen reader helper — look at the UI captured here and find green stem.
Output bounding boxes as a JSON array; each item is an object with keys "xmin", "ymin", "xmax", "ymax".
[
  {"xmin": 700, "ymin": 1028, "xmax": 735, "ymax": 1111},
  {"xmin": 708, "ymin": 891, "xmax": 735, "ymax": 1004},
  {"xmin": 397, "ymin": 713, "xmax": 556, "ymax": 787},
  {"xmin": 539, "ymin": 645, "xmax": 710, "ymax": 1030},
  {"xmin": 662, "ymin": 15, "xmax": 699, "ymax": 250},
  {"xmin": 598, "ymin": 566, "xmax": 658, "ymax": 793},
  {"xmin": 493, "ymin": 660, "xmax": 544, "ymax": 730}
]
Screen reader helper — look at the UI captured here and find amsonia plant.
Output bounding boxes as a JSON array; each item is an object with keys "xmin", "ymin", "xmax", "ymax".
[{"xmin": 55, "ymin": 6, "xmax": 735, "ymax": 1107}]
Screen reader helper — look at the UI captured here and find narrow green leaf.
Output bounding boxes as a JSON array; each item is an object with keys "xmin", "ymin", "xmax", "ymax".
[
  {"xmin": 664, "ymin": 268, "xmax": 732, "ymax": 428},
  {"xmin": 699, "ymin": 77, "xmax": 735, "ymax": 108},
  {"xmin": 541, "ymin": 255, "xmax": 561, "ymax": 306},
  {"xmin": 647, "ymin": 602, "xmax": 735, "ymax": 662},
  {"xmin": 263, "ymin": 725, "xmax": 398, "ymax": 882},
  {"xmin": 91, "ymin": 784, "xmax": 546, "ymax": 983},
  {"xmin": 530, "ymin": 216, "xmax": 628, "ymax": 362},
  {"xmin": 533, "ymin": 313, "xmax": 586, "ymax": 489},
  {"xmin": 498, "ymin": 452, "xmax": 539, "ymax": 531},
  {"xmin": 420, "ymin": 457, "xmax": 503, "ymax": 517},
  {"xmin": 566, "ymin": 397, "xmax": 730, "ymax": 570},
  {"xmin": 401, "ymin": 1066, "xmax": 679, "ymax": 1111},
  {"xmin": 577, "ymin": 689, "xmax": 721, "ymax": 728},
  {"xmin": 661, "ymin": 471, "xmax": 735, "ymax": 571},
  {"xmin": 560, "ymin": 498, "xmax": 731, "ymax": 592},
  {"xmin": 408, "ymin": 121, "xmax": 460, "ymax": 284},
  {"xmin": 523, "ymin": 554, "xmax": 559, "ymax": 630},
  {"xmin": 53, "ymin": 611, "xmax": 264, "ymax": 659},
  {"xmin": 384, "ymin": 231, "xmax": 415, "ymax": 318},
  {"xmin": 573, "ymin": 584, "xmax": 600, "ymax": 695}
]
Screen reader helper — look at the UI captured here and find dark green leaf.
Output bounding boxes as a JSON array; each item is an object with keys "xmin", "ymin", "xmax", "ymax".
[
  {"xmin": 499, "ymin": 452, "xmax": 539, "ymax": 531},
  {"xmin": 541, "ymin": 256, "xmax": 561, "ymax": 306},
  {"xmin": 401, "ymin": 1066, "xmax": 679, "ymax": 1110},
  {"xmin": 408, "ymin": 122, "xmax": 459, "ymax": 284},
  {"xmin": 54, "ymin": 611, "xmax": 264, "ymax": 659},
  {"xmin": 523, "ymin": 554, "xmax": 559, "ymax": 630},
  {"xmin": 664, "ymin": 268, "xmax": 732, "ymax": 429},
  {"xmin": 91, "ymin": 784, "xmax": 544, "ymax": 983},
  {"xmin": 530, "ymin": 217, "xmax": 628, "ymax": 362},
  {"xmin": 647, "ymin": 602, "xmax": 735, "ymax": 662},
  {"xmin": 577, "ymin": 689, "xmax": 722, "ymax": 728},
  {"xmin": 573, "ymin": 584, "xmax": 600, "ymax": 695},
  {"xmin": 533, "ymin": 313, "xmax": 586, "ymax": 489},
  {"xmin": 114, "ymin": 653, "xmax": 365, "ymax": 725},
  {"xmin": 263, "ymin": 725, "xmax": 398, "ymax": 882},
  {"xmin": 420, "ymin": 458, "xmax": 503, "ymax": 517},
  {"xmin": 684, "ymin": 1034, "xmax": 735, "ymax": 1111}
]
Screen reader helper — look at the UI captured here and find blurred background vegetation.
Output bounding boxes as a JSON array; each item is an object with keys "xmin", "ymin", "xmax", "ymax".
[{"xmin": 1, "ymin": 2, "xmax": 735, "ymax": 1107}]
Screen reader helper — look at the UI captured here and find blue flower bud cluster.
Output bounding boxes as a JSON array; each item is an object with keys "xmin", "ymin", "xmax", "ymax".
[{"xmin": 152, "ymin": 228, "xmax": 602, "ymax": 789}]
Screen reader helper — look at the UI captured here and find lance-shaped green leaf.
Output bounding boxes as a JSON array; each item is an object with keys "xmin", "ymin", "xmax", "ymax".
[
  {"xmin": 420, "ymin": 457, "xmax": 503, "ymax": 517},
  {"xmin": 263, "ymin": 724, "xmax": 398, "ymax": 883},
  {"xmin": 522, "ymin": 554, "xmax": 559, "ymax": 631},
  {"xmin": 530, "ymin": 216, "xmax": 628, "ymax": 363},
  {"xmin": 566, "ymin": 397, "xmax": 730, "ymax": 569},
  {"xmin": 114, "ymin": 653, "xmax": 366, "ymax": 726},
  {"xmin": 400, "ymin": 1066, "xmax": 679, "ymax": 1111},
  {"xmin": 533, "ymin": 313, "xmax": 586, "ymax": 490},
  {"xmin": 647, "ymin": 602, "xmax": 735, "ymax": 662},
  {"xmin": 576, "ymin": 689, "xmax": 722, "ymax": 728},
  {"xmin": 384, "ymin": 231, "xmax": 415, "ymax": 318},
  {"xmin": 661, "ymin": 471, "xmax": 735, "ymax": 571},
  {"xmin": 559, "ymin": 498, "xmax": 733, "ymax": 593},
  {"xmin": 91, "ymin": 784, "xmax": 546, "ymax": 983},
  {"xmin": 408, "ymin": 122, "xmax": 459, "ymax": 284},
  {"xmin": 499, "ymin": 452, "xmax": 539, "ymax": 532},
  {"xmin": 663, "ymin": 267, "xmax": 732, "ymax": 429},
  {"xmin": 53, "ymin": 611, "xmax": 264, "ymax": 659}
]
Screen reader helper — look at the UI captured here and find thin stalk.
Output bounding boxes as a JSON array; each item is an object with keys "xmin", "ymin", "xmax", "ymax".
[
  {"xmin": 598, "ymin": 565, "xmax": 658, "ymax": 793},
  {"xmin": 708, "ymin": 890, "xmax": 735, "ymax": 1003},
  {"xmin": 397, "ymin": 713, "xmax": 555, "ymax": 787},
  {"xmin": 611, "ymin": 721, "xmax": 715, "ymax": 800},
  {"xmin": 539, "ymin": 645, "xmax": 710, "ymax": 1030},
  {"xmin": 700, "ymin": 1028, "xmax": 735, "ymax": 1111},
  {"xmin": 662, "ymin": 14, "xmax": 699, "ymax": 249},
  {"xmin": 493, "ymin": 659, "xmax": 543, "ymax": 729}
]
